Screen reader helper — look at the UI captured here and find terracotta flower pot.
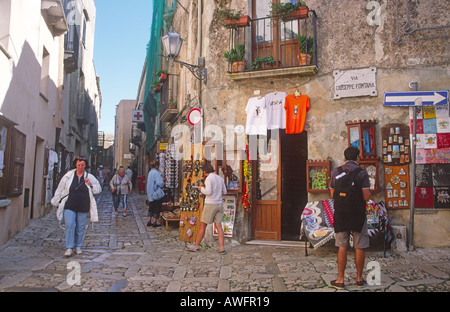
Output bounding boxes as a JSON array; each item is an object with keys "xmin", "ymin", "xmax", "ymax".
[
  {"xmin": 224, "ymin": 15, "xmax": 251, "ymax": 28},
  {"xmin": 232, "ymin": 61, "xmax": 244, "ymax": 72},
  {"xmin": 159, "ymin": 73, "xmax": 168, "ymax": 83},
  {"xmin": 261, "ymin": 60, "xmax": 281, "ymax": 69},
  {"xmin": 282, "ymin": 7, "xmax": 309, "ymax": 21},
  {"xmin": 299, "ymin": 53, "xmax": 312, "ymax": 65}
]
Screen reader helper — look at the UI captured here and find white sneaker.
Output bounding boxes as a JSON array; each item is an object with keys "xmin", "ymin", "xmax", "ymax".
[
  {"xmin": 64, "ymin": 248, "xmax": 73, "ymax": 257},
  {"xmin": 187, "ymin": 244, "xmax": 200, "ymax": 252},
  {"xmin": 75, "ymin": 247, "xmax": 82, "ymax": 255}
]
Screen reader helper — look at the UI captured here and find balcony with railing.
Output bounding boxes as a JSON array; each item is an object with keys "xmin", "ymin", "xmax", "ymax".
[
  {"xmin": 64, "ymin": 24, "xmax": 80, "ymax": 73},
  {"xmin": 159, "ymin": 73, "xmax": 180, "ymax": 123},
  {"xmin": 225, "ymin": 9, "xmax": 318, "ymax": 81}
]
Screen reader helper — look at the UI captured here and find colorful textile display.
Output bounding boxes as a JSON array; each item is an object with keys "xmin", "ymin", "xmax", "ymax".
[
  {"xmin": 301, "ymin": 199, "xmax": 335, "ymax": 248},
  {"xmin": 301, "ymin": 200, "xmax": 392, "ymax": 249}
]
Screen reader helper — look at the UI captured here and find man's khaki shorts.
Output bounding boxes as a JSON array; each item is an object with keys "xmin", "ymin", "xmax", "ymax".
[
  {"xmin": 335, "ymin": 220, "xmax": 370, "ymax": 249},
  {"xmin": 201, "ymin": 203, "xmax": 223, "ymax": 224}
]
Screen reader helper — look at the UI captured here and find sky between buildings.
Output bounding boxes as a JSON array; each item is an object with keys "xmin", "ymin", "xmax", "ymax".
[{"xmin": 94, "ymin": 0, "xmax": 153, "ymax": 135}]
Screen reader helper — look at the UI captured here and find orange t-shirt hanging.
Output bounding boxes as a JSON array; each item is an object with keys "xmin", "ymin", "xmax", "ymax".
[{"xmin": 284, "ymin": 94, "xmax": 310, "ymax": 134}]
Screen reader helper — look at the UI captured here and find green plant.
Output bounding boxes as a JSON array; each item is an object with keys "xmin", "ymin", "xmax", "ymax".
[
  {"xmin": 298, "ymin": 35, "xmax": 314, "ymax": 55},
  {"xmin": 217, "ymin": 8, "xmax": 243, "ymax": 21},
  {"xmin": 224, "ymin": 43, "xmax": 245, "ymax": 63},
  {"xmin": 251, "ymin": 56, "xmax": 276, "ymax": 70},
  {"xmin": 156, "ymin": 69, "xmax": 168, "ymax": 76},
  {"xmin": 168, "ymin": 100, "xmax": 177, "ymax": 108},
  {"xmin": 269, "ymin": 1, "xmax": 308, "ymax": 19},
  {"xmin": 151, "ymin": 79, "xmax": 160, "ymax": 88}
]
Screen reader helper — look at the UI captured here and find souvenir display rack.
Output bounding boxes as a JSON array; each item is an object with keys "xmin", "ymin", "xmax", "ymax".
[
  {"xmin": 381, "ymin": 123, "xmax": 411, "ymax": 209},
  {"xmin": 179, "ymin": 144, "xmax": 205, "ymax": 242}
]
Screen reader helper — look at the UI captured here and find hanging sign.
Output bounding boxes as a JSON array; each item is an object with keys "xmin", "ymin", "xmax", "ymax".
[
  {"xmin": 384, "ymin": 91, "xmax": 449, "ymax": 107},
  {"xmin": 132, "ymin": 110, "xmax": 144, "ymax": 123}
]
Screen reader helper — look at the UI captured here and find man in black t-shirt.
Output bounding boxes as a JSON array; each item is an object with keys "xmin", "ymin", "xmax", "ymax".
[{"xmin": 329, "ymin": 147, "xmax": 371, "ymax": 290}]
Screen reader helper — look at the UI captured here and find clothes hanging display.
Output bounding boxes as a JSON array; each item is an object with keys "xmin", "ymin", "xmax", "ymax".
[
  {"xmin": 265, "ymin": 91, "xmax": 287, "ymax": 130},
  {"xmin": 284, "ymin": 93, "xmax": 310, "ymax": 134},
  {"xmin": 245, "ymin": 96, "xmax": 267, "ymax": 136}
]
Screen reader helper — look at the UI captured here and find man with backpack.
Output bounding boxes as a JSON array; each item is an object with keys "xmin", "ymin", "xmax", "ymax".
[{"xmin": 329, "ymin": 147, "xmax": 371, "ymax": 290}]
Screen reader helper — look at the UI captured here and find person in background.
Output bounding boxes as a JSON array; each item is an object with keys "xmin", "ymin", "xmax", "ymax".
[
  {"xmin": 96, "ymin": 165, "xmax": 105, "ymax": 189},
  {"xmin": 110, "ymin": 167, "xmax": 133, "ymax": 217},
  {"xmin": 329, "ymin": 146, "xmax": 371, "ymax": 289},
  {"xmin": 125, "ymin": 166, "xmax": 133, "ymax": 189},
  {"xmin": 188, "ymin": 163, "xmax": 227, "ymax": 254},
  {"xmin": 146, "ymin": 160, "xmax": 165, "ymax": 227},
  {"xmin": 51, "ymin": 156, "xmax": 102, "ymax": 258}
]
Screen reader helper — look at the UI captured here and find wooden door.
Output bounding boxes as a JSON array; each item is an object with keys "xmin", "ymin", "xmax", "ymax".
[{"xmin": 252, "ymin": 135, "xmax": 282, "ymax": 240}]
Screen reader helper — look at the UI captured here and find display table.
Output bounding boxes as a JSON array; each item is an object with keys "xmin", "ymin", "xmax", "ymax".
[{"xmin": 161, "ymin": 210, "xmax": 180, "ymax": 231}]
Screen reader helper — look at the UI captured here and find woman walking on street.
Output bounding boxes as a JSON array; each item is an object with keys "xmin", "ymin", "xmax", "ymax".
[
  {"xmin": 51, "ymin": 156, "xmax": 102, "ymax": 258},
  {"xmin": 146, "ymin": 160, "xmax": 166, "ymax": 227},
  {"xmin": 110, "ymin": 167, "xmax": 133, "ymax": 217}
]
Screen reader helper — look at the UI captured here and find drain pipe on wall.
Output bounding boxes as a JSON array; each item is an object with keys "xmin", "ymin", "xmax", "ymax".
[{"xmin": 197, "ymin": 0, "xmax": 204, "ymax": 142}]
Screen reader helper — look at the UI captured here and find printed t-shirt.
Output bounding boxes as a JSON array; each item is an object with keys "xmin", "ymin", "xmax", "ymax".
[
  {"xmin": 284, "ymin": 94, "xmax": 310, "ymax": 134},
  {"xmin": 245, "ymin": 97, "xmax": 267, "ymax": 135},
  {"xmin": 265, "ymin": 91, "xmax": 287, "ymax": 130}
]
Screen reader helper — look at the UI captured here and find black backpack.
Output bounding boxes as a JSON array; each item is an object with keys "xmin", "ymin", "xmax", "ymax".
[{"xmin": 333, "ymin": 166, "xmax": 363, "ymax": 213}]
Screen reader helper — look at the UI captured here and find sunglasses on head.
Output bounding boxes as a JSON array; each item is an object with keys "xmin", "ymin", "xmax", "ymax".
[{"xmin": 75, "ymin": 156, "xmax": 87, "ymax": 161}]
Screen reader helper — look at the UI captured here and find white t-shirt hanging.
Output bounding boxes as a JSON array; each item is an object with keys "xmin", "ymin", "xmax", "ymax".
[
  {"xmin": 265, "ymin": 91, "xmax": 287, "ymax": 130},
  {"xmin": 245, "ymin": 97, "xmax": 267, "ymax": 135}
]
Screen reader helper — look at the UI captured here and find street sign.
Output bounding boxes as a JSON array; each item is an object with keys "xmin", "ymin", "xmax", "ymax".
[
  {"xmin": 384, "ymin": 91, "xmax": 449, "ymax": 107},
  {"xmin": 188, "ymin": 108, "xmax": 202, "ymax": 126},
  {"xmin": 132, "ymin": 110, "xmax": 144, "ymax": 123}
]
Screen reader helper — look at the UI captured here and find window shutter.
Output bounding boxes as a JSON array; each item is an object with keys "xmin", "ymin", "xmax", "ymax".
[{"xmin": 8, "ymin": 128, "xmax": 26, "ymax": 197}]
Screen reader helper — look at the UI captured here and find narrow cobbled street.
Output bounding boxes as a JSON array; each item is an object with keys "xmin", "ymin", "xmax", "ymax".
[{"xmin": 0, "ymin": 190, "xmax": 449, "ymax": 293}]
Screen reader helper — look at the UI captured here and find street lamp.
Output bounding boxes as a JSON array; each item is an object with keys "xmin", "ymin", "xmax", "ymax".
[{"xmin": 161, "ymin": 28, "xmax": 207, "ymax": 84}]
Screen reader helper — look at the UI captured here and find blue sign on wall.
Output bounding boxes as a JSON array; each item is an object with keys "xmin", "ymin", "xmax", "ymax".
[{"xmin": 384, "ymin": 91, "xmax": 449, "ymax": 107}]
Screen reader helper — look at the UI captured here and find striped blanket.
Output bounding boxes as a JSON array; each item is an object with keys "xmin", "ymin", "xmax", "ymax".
[{"xmin": 301, "ymin": 200, "xmax": 392, "ymax": 249}]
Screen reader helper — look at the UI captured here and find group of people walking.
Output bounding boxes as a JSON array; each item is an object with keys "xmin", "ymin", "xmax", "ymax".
[
  {"xmin": 50, "ymin": 146, "xmax": 372, "ymax": 289},
  {"xmin": 50, "ymin": 156, "xmax": 228, "ymax": 259}
]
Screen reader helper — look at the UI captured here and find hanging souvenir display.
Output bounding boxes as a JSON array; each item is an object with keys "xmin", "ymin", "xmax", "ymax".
[
  {"xmin": 165, "ymin": 144, "xmax": 179, "ymax": 189},
  {"xmin": 242, "ymin": 145, "xmax": 252, "ymax": 213},
  {"xmin": 410, "ymin": 104, "xmax": 450, "ymax": 208},
  {"xmin": 306, "ymin": 160, "xmax": 330, "ymax": 193},
  {"xmin": 179, "ymin": 143, "xmax": 206, "ymax": 243},
  {"xmin": 381, "ymin": 123, "xmax": 411, "ymax": 209}
]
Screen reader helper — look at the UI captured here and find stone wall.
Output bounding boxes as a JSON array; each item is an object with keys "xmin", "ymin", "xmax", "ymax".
[{"xmin": 168, "ymin": 0, "xmax": 450, "ymax": 246}]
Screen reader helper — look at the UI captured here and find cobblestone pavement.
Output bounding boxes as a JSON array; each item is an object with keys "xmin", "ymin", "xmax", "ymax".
[{"xmin": 0, "ymin": 190, "xmax": 449, "ymax": 293}]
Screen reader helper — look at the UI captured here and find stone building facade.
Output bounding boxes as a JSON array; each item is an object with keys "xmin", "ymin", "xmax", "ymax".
[{"xmin": 143, "ymin": 0, "xmax": 449, "ymax": 247}]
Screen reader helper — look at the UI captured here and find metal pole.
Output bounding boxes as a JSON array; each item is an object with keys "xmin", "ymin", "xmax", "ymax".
[{"xmin": 409, "ymin": 81, "xmax": 419, "ymax": 251}]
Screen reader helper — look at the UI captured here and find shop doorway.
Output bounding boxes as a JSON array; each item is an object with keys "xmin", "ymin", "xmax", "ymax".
[
  {"xmin": 251, "ymin": 130, "xmax": 308, "ymax": 241},
  {"xmin": 281, "ymin": 130, "xmax": 308, "ymax": 241}
]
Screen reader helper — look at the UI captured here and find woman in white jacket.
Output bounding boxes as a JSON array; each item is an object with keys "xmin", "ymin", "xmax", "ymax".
[{"xmin": 51, "ymin": 156, "xmax": 102, "ymax": 257}]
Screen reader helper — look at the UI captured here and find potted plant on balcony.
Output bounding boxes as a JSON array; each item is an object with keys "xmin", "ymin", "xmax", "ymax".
[
  {"xmin": 251, "ymin": 56, "xmax": 280, "ymax": 70},
  {"xmin": 217, "ymin": 8, "xmax": 251, "ymax": 28},
  {"xmin": 270, "ymin": 1, "xmax": 309, "ymax": 21},
  {"xmin": 224, "ymin": 43, "xmax": 245, "ymax": 72},
  {"xmin": 298, "ymin": 34, "xmax": 314, "ymax": 65},
  {"xmin": 151, "ymin": 79, "xmax": 161, "ymax": 93},
  {"xmin": 158, "ymin": 70, "xmax": 168, "ymax": 83},
  {"xmin": 168, "ymin": 100, "xmax": 177, "ymax": 110}
]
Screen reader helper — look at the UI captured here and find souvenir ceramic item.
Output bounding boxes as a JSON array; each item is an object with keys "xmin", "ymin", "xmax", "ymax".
[
  {"xmin": 180, "ymin": 220, "xmax": 185, "ymax": 227},
  {"xmin": 190, "ymin": 216, "xmax": 197, "ymax": 226},
  {"xmin": 186, "ymin": 229, "xmax": 193, "ymax": 237}
]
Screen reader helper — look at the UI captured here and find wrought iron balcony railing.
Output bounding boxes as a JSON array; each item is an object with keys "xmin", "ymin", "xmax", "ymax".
[{"xmin": 225, "ymin": 10, "xmax": 318, "ymax": 74}]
